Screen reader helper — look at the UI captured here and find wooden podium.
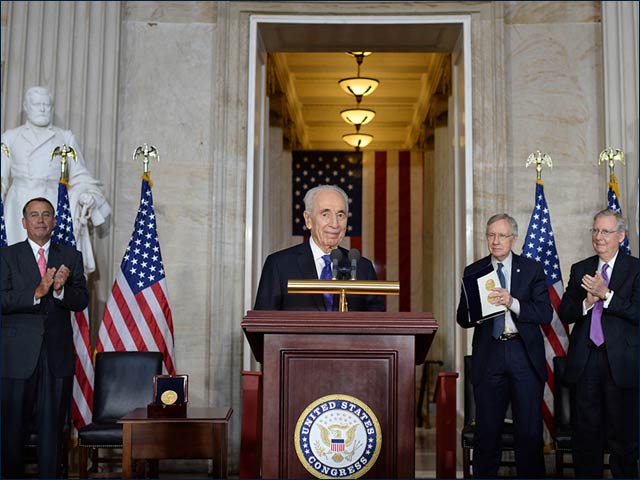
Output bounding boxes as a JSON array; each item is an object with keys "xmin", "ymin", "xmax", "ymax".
[{"xmin": 242, "ymin": 310, "xmax": 437, "ymax": 478}]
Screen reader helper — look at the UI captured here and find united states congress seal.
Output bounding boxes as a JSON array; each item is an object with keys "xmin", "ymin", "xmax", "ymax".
[{"xmin": 294, "ymin": 394, "xmax": 381, "ymax": 479}]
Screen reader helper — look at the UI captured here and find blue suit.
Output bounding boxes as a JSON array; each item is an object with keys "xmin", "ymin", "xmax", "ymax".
[
  {"xmin": 558, "ymin": 251, "xmax": 639, "ymax": 478},
  {"xmin": 254, "ymin": 242, "xmax": 384, "ymax": 311},
  {"xmin": 457, "ymin": 253, "xmax": 552, "ymax": 477}
]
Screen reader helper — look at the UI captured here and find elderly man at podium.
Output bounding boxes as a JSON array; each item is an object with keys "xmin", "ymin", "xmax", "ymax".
[
  {"xmin": 1, "ymin": 86, "xmax": 111, "ymax": 275},
  {"xmin": 254, "ymin": 184, "xmax": 384, "ymax": 311}
]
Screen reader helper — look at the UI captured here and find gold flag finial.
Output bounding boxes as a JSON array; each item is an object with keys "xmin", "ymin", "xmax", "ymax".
[
  {"xmin": 525, "ymin": 150, "xmax": 553, "ymax": 181},
  {"xmin": 51, "ymin": 144, "xmax": 77, "ymax": 181},
  {"xmin": 598, "ymin": 147, "xmax": 624, "ymax": 176},
  {"xmin": 133, "ymin": 144, "xmax": 159, "ymax": 175}
]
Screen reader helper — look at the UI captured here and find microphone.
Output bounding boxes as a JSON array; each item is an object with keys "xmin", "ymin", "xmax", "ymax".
[
  {"xmin": 348, "ymin": 248, "xmax": 361, "ymax": 280},
  {"xmin": 329, "ymin": 249, "xmax": 343, "ymax": 280}
]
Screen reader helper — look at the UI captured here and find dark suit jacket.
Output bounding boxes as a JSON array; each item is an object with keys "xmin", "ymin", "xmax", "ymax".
[
  {"xmin": 558, "ymin": 252, "xmax": 639, "ymax": 388},
  {"xmin": 1, "ymin": 240, "xmax": 89, "ymax": 379},
  {"xmin": 254, "ymin": 242, "xmax": 385, "ymax": 311},
  {"xmin": 456, "ymin": 253, "xmax": 553, "ymax": 384}
]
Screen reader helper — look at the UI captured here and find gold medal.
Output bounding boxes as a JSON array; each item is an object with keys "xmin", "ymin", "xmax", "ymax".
[
  {"xmin": 160, "ymin": 389, "xmax": 178, "ymax": 406},
  {"xmin": 485, "ymin": 279, "xmax": 495, "ymax": 290}
]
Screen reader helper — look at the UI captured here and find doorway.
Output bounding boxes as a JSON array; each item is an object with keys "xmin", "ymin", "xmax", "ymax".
[{"xmin": 243, "ymin": 14, "xmax": 473, "ymax": 382}]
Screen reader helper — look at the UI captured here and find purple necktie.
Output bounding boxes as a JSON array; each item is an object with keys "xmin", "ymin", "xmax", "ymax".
[{"xmin": 589, "ymin": 263, "xmax": 609, "ymax": 346}]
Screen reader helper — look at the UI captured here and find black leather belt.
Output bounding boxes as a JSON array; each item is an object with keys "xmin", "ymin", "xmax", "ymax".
[{"xmin": 497, "ymin": 332, "xmax": 520, "ymax": 342}]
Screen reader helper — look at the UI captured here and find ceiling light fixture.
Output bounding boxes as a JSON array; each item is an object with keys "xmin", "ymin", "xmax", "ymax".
[
  {"xmin": 338, "ymin": 51, "xmax": 379, "ymax": 102},
  {"xmin": 340, "ymin": 107, "xmax": 376, "ymax": 127},
  {"xmin": 342, "ymin": 132, "xmax": 373, "ymax": 151}
]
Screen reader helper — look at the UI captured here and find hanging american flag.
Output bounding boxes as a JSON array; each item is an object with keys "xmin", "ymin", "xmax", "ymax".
[
  {"xmin": 291, "ymin": 150, "xmax": 424, "ymax": 312},
  {"xmin": 607, "ymin": 172, "xmax": 631, "ymax": 255},
  {"xmin": 522, "ymin": 180, "xmax": 569, "ymax": 444},
  {"xmin": 51, "ymin": 179, "xmax": 94, "ymax": 431},
  {"xmin": 292, "ymin": 151, "xmax": 363, "ymax": 236},
  {"xmin": 0, "ymin": 194, "xmax": 7, "ymax": 248},
  {"xmin": 97, "ymin": 176, "xmax": 176, "ymax": 374}
]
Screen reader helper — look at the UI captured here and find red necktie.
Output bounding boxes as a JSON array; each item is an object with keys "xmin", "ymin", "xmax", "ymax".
[{"xmin": 37, "ymin": 248, "xmax": 47, "ymax": 277}]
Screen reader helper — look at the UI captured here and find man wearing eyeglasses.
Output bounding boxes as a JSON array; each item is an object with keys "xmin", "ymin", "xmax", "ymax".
[
  {"xmin": 457, "ymin": 213, "xmax": 552, "ymax": 478},
  {"xmin": 558, "ymin": 209, "xmax": 639, "ymax": 478}
]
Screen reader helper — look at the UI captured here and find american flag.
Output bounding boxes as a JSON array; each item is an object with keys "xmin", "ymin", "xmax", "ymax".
[
  {"xmin": 292, "ymin": 150, "xmax": 424, "ymax": 312},
  {"xmin": 292, "ymin": 151, "xmax": 362, "ymax": 236},
  {"xmin": 97, "ymin": 176, "xmax": 176, "ymax": 374},
  {"xmin": 51, "ymin": 180, "xmax": 94, "ymax": 431},
  {"xmin": 607, "ymin": 172, "xmax": 631, "ymax": 255},
  {"xmin": 521, "ymin": 180, "xmax": 569, "ymax": 444},
  {"xmin": 0, "ymin": 194, "xmax": 7, "ymax": 248}
]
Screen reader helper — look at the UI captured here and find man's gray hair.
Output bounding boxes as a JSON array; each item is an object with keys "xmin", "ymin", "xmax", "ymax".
[
  {"xmin": 24, "ymin": 86, "xmax": 53, "ymax": 108},
  {"xmin": 303, "ymin": 185, "xmax": 349, "ymax": 215},
  {"xmin": 593, "ymin": 208, "xmax": 628, "ymax": 233},
  {"xmin": 486, "ymin": 213, "xmax": 518, "ymax": 236}
]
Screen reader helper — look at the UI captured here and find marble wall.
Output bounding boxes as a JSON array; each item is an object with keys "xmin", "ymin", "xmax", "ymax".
[{"xmin": 1, "ymin": 1, "xmax": 637, "ymax": 474}]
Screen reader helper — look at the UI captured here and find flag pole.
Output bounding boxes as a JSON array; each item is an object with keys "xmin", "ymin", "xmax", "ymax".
[
  {"xmin": 51, "ymin": 144, "xmax": 77, "ymax": 183},
  {"xmin": 598, "ymin": 147, "xmax": 624, "ymax": 190},
  {"xmin": 133, "ymin": 143, "xmax": 159, "ymax": 183},
  {"xmin": 598, "ymin": 146, "xmax": 625, "ymax": 184},
  {"xmin": 525, "ymin": 149, "xmax": 553, "ymax": 182}
]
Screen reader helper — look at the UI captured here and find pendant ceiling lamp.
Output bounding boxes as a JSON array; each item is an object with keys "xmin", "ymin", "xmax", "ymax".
[
  {"xmin": 338, "ymin": 51, "xmax": 379, "ymax": 102},
  {"xmin": 340, "ymin": 108, "xmax": 376, "ymax": 127},
  {"xmin": 339, "ymin": 52, "xmax": 378, "ymax": 150},
  {"xmin": 342, "ymin": 132, "xmax": 373, "ymax": 151}
]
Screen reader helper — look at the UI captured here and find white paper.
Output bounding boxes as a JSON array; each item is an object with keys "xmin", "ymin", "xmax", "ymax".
[{"xmin": 476, "ymin": 269, "xmax": 507, "ymax": 316}]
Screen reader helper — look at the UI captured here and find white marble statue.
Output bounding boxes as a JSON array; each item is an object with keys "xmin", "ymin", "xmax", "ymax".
[{"xmin": 1, "ymin": 86, "xmax": 111, "ymax": 274}]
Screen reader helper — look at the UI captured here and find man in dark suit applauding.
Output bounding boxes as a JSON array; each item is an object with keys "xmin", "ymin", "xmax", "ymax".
[
  {"xmin": 456, "ymin": 213, "xmax": 552, "ymax": 478},
  {"xmin": 1, "ymin": 197, "xmax": 89, "ymax": 478},
  {"xmin": 558, "ymin": 209, "xmax": 639, "ymax": 478},
  {"xmin": 254, "ymin": 184, "xmax": 383, "ymax": 311}
]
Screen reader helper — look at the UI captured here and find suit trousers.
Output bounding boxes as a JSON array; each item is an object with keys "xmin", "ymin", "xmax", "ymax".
[
  {"xmin": 571, "ymin": 346, "xmax": 639, "ymax": 479},
  {"xmin": 473, "ymin": 337, "xmax": 545, "ymax": 478},
  {"xmin": 1, "ymin": 343, "xmax": 72, "ymax": 478}
]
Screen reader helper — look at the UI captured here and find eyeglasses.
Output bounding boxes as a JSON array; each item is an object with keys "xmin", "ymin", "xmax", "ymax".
[
  {"xmin": 590, "ymin": 228, "xmax": 618, "ymax": 237},
  {"xmin": 485, "ymin": 233, "xmax": 513, "ymax": 241}
]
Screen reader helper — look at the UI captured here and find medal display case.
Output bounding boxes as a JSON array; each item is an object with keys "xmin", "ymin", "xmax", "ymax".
[{"xmin": 147, "ymin": 374, "xmax": 188, "ymax": 418}]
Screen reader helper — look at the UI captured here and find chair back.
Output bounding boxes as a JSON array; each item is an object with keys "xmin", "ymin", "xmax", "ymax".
[
  {"xmin": 553, "ymin": 356, "xmax": 571, "ymax": 427},
  {"xmin": 92, "ymin": 351, "xmax": 163, "ymax": 423}
]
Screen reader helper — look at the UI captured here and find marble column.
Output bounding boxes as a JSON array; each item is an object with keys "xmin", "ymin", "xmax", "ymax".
[
  {"xmin": 1, "ymin": 1, "xmax": 121, "ymax": 335},
  {"xmin": 602, "ymin": 1, "xmax": 639, "ymax": 250}
]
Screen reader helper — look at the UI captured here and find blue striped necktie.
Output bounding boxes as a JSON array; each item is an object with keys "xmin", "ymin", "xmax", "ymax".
[
  {"xmin": 320, "ymin": 254, "xmax": 333, "ymax": 311},
  {"xmin": 492, "ymin": 262, "xmax": 506, "ymax": 338}
]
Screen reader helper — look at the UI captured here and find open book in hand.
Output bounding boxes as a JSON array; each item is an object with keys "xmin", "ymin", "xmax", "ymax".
[{"xmin": 461, "ymin": 263, "xmax": 507, "ymax": 325}]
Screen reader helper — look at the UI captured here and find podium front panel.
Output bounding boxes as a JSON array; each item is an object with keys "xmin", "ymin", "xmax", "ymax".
[{"xmin": 262, "ymin": 333, "xmax": 415, "ymax": 478}]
